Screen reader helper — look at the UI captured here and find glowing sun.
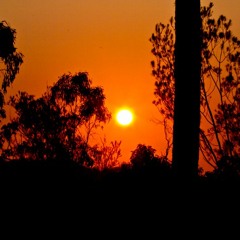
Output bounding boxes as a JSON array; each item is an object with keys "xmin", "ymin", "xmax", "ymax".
[{"xmin": 116, "ymin": 109, "xmax": 134, "ymax": 126}]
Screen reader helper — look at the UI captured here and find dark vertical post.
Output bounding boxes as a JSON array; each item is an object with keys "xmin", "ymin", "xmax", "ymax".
[{"xmin": 172, "ymin": 0, "xmax": 202, "ymax": 179}]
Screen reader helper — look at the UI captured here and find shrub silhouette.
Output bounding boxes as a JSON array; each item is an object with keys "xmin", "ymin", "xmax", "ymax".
[{"xmin": 130, "ymin": 144, "xmax": 171, "ymax": 178}]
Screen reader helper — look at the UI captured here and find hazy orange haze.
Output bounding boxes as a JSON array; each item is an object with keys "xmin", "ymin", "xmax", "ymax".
[{"xmin": 1, "ymin": 0, "xmax": 239, "ymax": 171}]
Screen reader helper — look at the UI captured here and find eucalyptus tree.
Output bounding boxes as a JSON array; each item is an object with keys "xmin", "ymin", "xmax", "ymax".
[
  {"xmin": 0, "ymin": 72, "xmax": 121, "ymax": 168},
  {"xmin": 150, "ymin": 3, "xmax": 240, "ymax": 174}
]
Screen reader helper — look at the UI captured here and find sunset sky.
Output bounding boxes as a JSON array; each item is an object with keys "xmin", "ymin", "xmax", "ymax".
[{"xmin": 1, "ymin": 0, "xmax": 239, "ymax": 171}]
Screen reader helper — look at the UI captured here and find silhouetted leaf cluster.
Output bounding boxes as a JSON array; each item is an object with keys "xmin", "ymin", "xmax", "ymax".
[{"xmin": 0, "ymin": 21, "xmax": 23, "ymax": 120}]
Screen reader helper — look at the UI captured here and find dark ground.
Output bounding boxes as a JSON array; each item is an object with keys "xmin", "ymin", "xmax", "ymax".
[{"xmin": 0, "ymin": 159, "xmax": 239, "ymax": 238}]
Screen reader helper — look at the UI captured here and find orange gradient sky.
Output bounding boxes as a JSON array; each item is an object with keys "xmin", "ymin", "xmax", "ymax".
[{"xmin": 1, "ymin": 0, "xmax": 239, "ymax": 171}]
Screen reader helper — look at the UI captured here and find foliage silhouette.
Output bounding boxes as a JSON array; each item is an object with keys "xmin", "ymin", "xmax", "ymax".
[
  {"xmin": 92, "ymin": 137, "xmax": 121, "ymax": 170},
  {"xmin": 130, "ymin": 144, "xmax": 171, "ymax": 179},
  {"xmin": 0, "ymin": 21, "xmax": 23, "ymax": 121},
  {"xmin": 130, "ymin": 144, "xmax": 167, "ymax": 168},
  {"xmin": 150, "ymin": 2, "xmax": 240, "ymax": 173},
  {"xmin": 0, "ymin": 72, "xmax": 121, "ymax": 168}
]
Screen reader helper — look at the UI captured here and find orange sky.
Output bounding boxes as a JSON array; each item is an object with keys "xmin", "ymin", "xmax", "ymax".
[{"xmin": 1, "ymin": 0, "xmax": 239, "ymax": 171}]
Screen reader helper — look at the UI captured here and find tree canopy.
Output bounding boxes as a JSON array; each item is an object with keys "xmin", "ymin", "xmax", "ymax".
[
  {"xmin": 0, "ymin": 21, "xmax": 23, "ymax": 120},
  {"xmin": 0, "ymin": 72, "xmax": 121, "ymax": 168}
]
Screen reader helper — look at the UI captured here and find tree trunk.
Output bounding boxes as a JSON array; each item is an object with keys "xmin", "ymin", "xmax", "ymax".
[{"xmin": 172, "ymin": 0, "xmax": 202, "ymax": 179}]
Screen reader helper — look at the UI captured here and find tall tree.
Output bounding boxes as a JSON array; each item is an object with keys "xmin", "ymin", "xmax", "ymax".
[
  {"xmin": 150, "ymin": 3, "xmax": 240, "ymax": 174},
  {"xmin": 172, "ymin": 1, "xmax": 202, "ymax": 178}
]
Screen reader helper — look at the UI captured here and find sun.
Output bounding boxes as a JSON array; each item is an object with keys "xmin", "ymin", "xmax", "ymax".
[{"xmin": 116, "ymin": 109, "xmax": 134, "ymax": 126}]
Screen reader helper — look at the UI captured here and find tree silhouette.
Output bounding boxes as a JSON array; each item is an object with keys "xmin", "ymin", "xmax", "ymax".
[
  {"xmin": 130, "ymin": 144, "xmax": 171, "ymax": 173},
  {"xmin": 0, "ymin": 21, "xmax": 23, "ymax": 121},
  {"xmin": 172, "ymin": 0, "xmax": 201, "ymax": 178},
  {"xmin": 130, "ymin": 144, "xmax": 157, "ymax": 169},
  {"xmin": 0, "ymin": 72, "xmax": 121, "ymax": 168},
  {"xmin": 150, "ymin": 2, "xmax": 240, "ymax": 174},
  {"xmin": 92, "ymin": 137, "xmax": 122, "ymax": 170}
]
